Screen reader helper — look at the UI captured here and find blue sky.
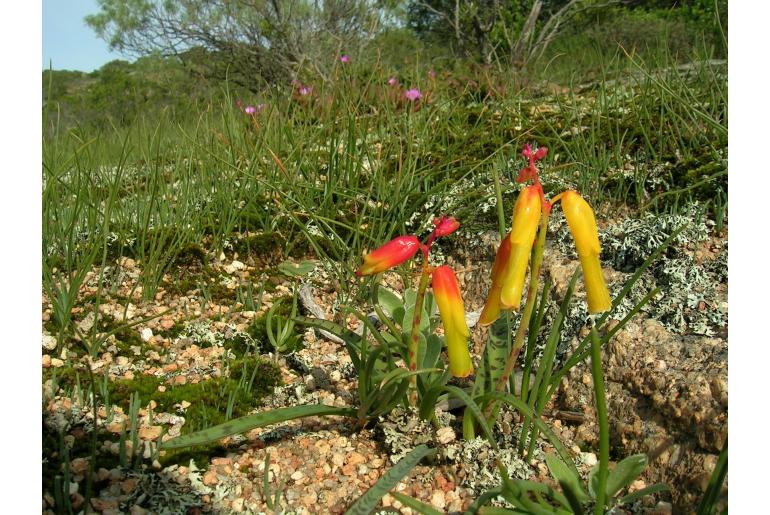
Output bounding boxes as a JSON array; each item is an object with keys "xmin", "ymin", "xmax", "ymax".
[{"xmin": 43, "ymin": 0, "xmax": 129, "ymax": 71}]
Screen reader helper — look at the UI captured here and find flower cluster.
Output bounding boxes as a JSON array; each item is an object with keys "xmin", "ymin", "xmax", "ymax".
[
  {"xmin": 480, "ymin": 145, "xmax": 611, "ymax": 325},
  {"xmin": 356, "ymin": 215, "xmax": 472, "ymax": 378}
]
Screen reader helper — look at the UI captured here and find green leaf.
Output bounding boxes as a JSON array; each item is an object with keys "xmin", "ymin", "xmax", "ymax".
[
  {"xmin": 618, "ymin": 483, "xmax": 670, "ymax": 505},
  {"xmin": 377, "ymin": 286, "xmax": 405, "ymax": 325},
  {"xmin": 344, "ymin": 445, "xmax": 436, "ymax": 515},
  {"xmin": 472, "ymin": 313, "xmax": 511, "ymax": 397},
  {"xmin": 389, "ymin": 492, "xmax": 444, "ymax": 515},
  {"xmin": 277, "ymin": 260, "xmax": 315, "ymax": 277},
  {"xmin": 545, "ymin": 453, "xmax": 589, "ymax": 504},
  {"xmin": 163, "ymin": 405, "xmax": 357, "ymax": 449},
  {"xmin": 606, "ymin": 454, "xmax": 648, "ymax": 498}
]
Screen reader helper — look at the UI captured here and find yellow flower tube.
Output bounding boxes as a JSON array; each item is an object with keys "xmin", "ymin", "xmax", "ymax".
[
  {"xmin": 499, "ymin": 186, "xmax": 541, "ymax": 310},
  {"xmin": 561, "ymin": 191, "xmax": 612, "ymax": 313},
  {"xmin": 432, "ymin": 265, "xmax": 473, "ymax": 378},
  {"xmin": 478, "ymin": 232, "xmax": 512, "ymax": 325}
]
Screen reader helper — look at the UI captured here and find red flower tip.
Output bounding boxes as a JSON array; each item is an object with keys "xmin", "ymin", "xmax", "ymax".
[
  {"xmin": 432, "ymin": 215, "xmax": 460, "ymax": 237},
  {"xmin": 516, "ymin": 166, "xmax": 534, "ymax": 184},
  {"xmin": 521, "ymin": 143, "xmax": 533, "ymax": 158},
  {"xmin": 355, "ymin": 235, "xmax": 420, "ymax": 276}
]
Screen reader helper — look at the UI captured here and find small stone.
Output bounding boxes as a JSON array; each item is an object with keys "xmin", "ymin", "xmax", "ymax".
[
  {"xmin": 652, "ymin": 501, "xmax": 673, "ymax": 514},
  {"xmin": 70, "ymin": 492, "xmax": 84, "ymax": 510},
  {"xmin": 160, "ymin": 318, "xmax": 175, "ymax": 330},
  {"xmin": 430, "ymin": 490, "xmax": 446, "ymax": 510},
  {"xmin": 332, "ymin": 453, "xmax": 345, "ymax": 467},
  {"xmin": 329, "ymin": 370, "xmax": 342, "ymax": 383},
  {"xmin": 291, "ymin": 470, "xmax": 305, "ymax": 481},
  {"xmin": 231, "ymin": 498, "xmax": 244, "ymax": 512},
  {"xmin": 123, "ymin": 371, "xmax": 134, "ymax": 380},
  {"xmin": 140, "ymin": 328, "xmax": 153, "ymax": 342},
  {"xmin": 51, "ymin": 358, "xmax": 64, "ymax": 368},
  {"xmin": 121, "ymin": 478, "xmax": 138, "ymax": 494},
  {"xmin": 301, "ymin": 490, "xmax": 318, "ymax": 506},
  {"xmin": 347, "ymin": 452, "xmax": 366, "ymax": 466},
  {"xmin": 42, "ymin": 334, "xmax": 57, "ymax": 350},
  {"xmin": 203, "ymin": 470, "xmax": 218, "ymax": 486},
  {"xmin": 436, "ymin": 427, "xmax": 456, "ymax": 444},
  {"xmin": 174, "ymin": 375, "xmax": 187, "ymax": 385},
  {"xmin": 583, "ymin": 453, "xmax": 597, "ymax": 467},
  {"xmin": 42, "ymin": 355, "xmax": 52, "ymax": 368},
  {"xmin": 70, "ymin": 457, "xmax": 89, "ymax": 475},
  {"xmin": 138, "ymin": 425, "xmax": 162, "ymax": 441}
]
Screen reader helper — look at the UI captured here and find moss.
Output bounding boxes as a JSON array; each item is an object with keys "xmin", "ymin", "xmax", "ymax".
[
  {"xmin": 230, "ymin": 233, "xmax": 285, "ymax": 262},
  {"xmin": 157, "ymin": 321, "xmax": 185, "ymax": 341},
  {"xmin": 173, "ymin": 243, "xmax": 207, "ymax": 267},
  {"xmin": 108, "ymin": 356, "xmax": 281, "ymax": 436},
  {"xmin": 96, "ymin": 317, "xmax": 151, "ymax": 356}
]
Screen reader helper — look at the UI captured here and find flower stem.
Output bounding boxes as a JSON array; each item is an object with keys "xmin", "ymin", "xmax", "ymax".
[
  {"xmin": 408, "ymin": 261, "xmax": 432, "ymax": 406},
  {"xmin": 590, "ymin": 325, "xmax": 609, "ymax": 515},
  {"xmin": 485, "ymin": 210, "xmax": 549, "ymax": 420}
]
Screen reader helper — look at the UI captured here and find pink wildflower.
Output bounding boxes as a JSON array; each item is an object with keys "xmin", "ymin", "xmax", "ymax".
[
  {"xmin": 340, "ymin": 55, "xmax": 350, "ymax": 63},
  {"xmin": 244, "ymin": 105, "xmax": 257, "ymax": 115},
  {"xmin": 388, "ymin": 77, "xmax": 398, "ymax": 87},
  {"xmin": 404, "ymin": 88, "xmax": 421, "ymax": 101}
]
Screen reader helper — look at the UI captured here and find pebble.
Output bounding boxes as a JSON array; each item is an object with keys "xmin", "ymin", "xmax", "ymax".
[
  {"xmin": 436, "ymin": 427, "xmax": 456, "ymax": 444},
  {"xmin": 51, "ymin": 358, "xmax": 64, "ymax": 368},
  {"xmin": 42, "ymin": 355, "xmax": 51, "ymax": 368},
  {"xmin": 42, "ymin": 334, "xmax": 57, "ymax": 350},
  {"xmin": 583, "ymin": 452, "xmax": 598, "ymax": 467},
  {"xmin": 430, "ymin": 490, "xmax": 446, "ymax": 510},
  {"xmin": 140, "ymin": 327, "xmax": 153, "ymax": 342},
  {"xmin": 203, "ymin": 470, "xmax": 218, "ymax": 486}
]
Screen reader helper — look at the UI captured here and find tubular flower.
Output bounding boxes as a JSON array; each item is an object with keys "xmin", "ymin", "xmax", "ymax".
[
  {"xmin": 478, "ymin": 232, "xmax": 512, "ymax": 325},
  {"xmin": 499, "ymin": 186, "xmax": 542, "ymax": 310},
  {"xmin": 432, "ymin": 266, "xmax": 473, "ymax": 377},
  {"xmin": 355, "ymin": 235, "xmax": 420, "ymax": 276},
  {"xmin": 561, "ymin": 191, "xmax": 611, "ymax": 313},
  {"xmin": 432, "ymin": 215, "xmax": 460, "ymax": 237}
]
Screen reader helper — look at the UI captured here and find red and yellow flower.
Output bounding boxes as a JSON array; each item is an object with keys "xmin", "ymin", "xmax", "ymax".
[
  {"xmin": 432, "ymin": 265, "xmax": 473, "ymax": 378},
  {"xmin": 355, "ymin": 235, "xmax": 421, "ymax": 276}
]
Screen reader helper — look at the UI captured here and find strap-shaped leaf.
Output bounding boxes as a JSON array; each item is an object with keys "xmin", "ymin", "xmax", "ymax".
[
  {"xmin": 619, "ymin": 483, "xmax": 670, "ymax": 505},
  {"xmin": 545, "ymin": 453, "xmax": 589, "ymax": 504},
  {"xmin": 606, "ymin": 453, "xmax": 648, "ymax": 498},
  {"xmin": 376, "ymin": 286, "xmax": 405, "ymax": 326},
  {"xmin": 163, "ymin": 405, "xmax": 357, "ymax": 449},
  {"xmin": 277, "ymin": 260, "xmax": 315, "ymax": 277},
  {"xmin": 344, "ymin": 445, "xmax": 436, "ymax": 515}
]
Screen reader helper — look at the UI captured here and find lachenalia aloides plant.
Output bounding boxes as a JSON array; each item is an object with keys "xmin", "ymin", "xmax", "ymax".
[{"xmin": 165, "ymin": 145, "xmax": 675, "ymax": 503}]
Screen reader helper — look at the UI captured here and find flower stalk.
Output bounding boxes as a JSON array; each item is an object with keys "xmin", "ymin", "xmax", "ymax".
[{"xmin": 408, "ymin": 260, "xmax": 432, "ymax": 405}]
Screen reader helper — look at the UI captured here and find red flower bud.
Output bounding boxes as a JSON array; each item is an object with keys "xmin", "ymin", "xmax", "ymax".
[
  {"xmin": 355, "ymin": 236, "xmax": 420, "ymax": 276},
  {"xmin": 432, "ymin": 215, "xmax": 460, "ymax": 237}
]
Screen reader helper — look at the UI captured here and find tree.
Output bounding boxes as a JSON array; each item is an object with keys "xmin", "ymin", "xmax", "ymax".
[
  {"xmin": 408, "ymin": 0, "xmax": 621, "ymax": 67},
  {"xmin": 86, "ymin": 0, "xmax": 382, "ymax": 88}
]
